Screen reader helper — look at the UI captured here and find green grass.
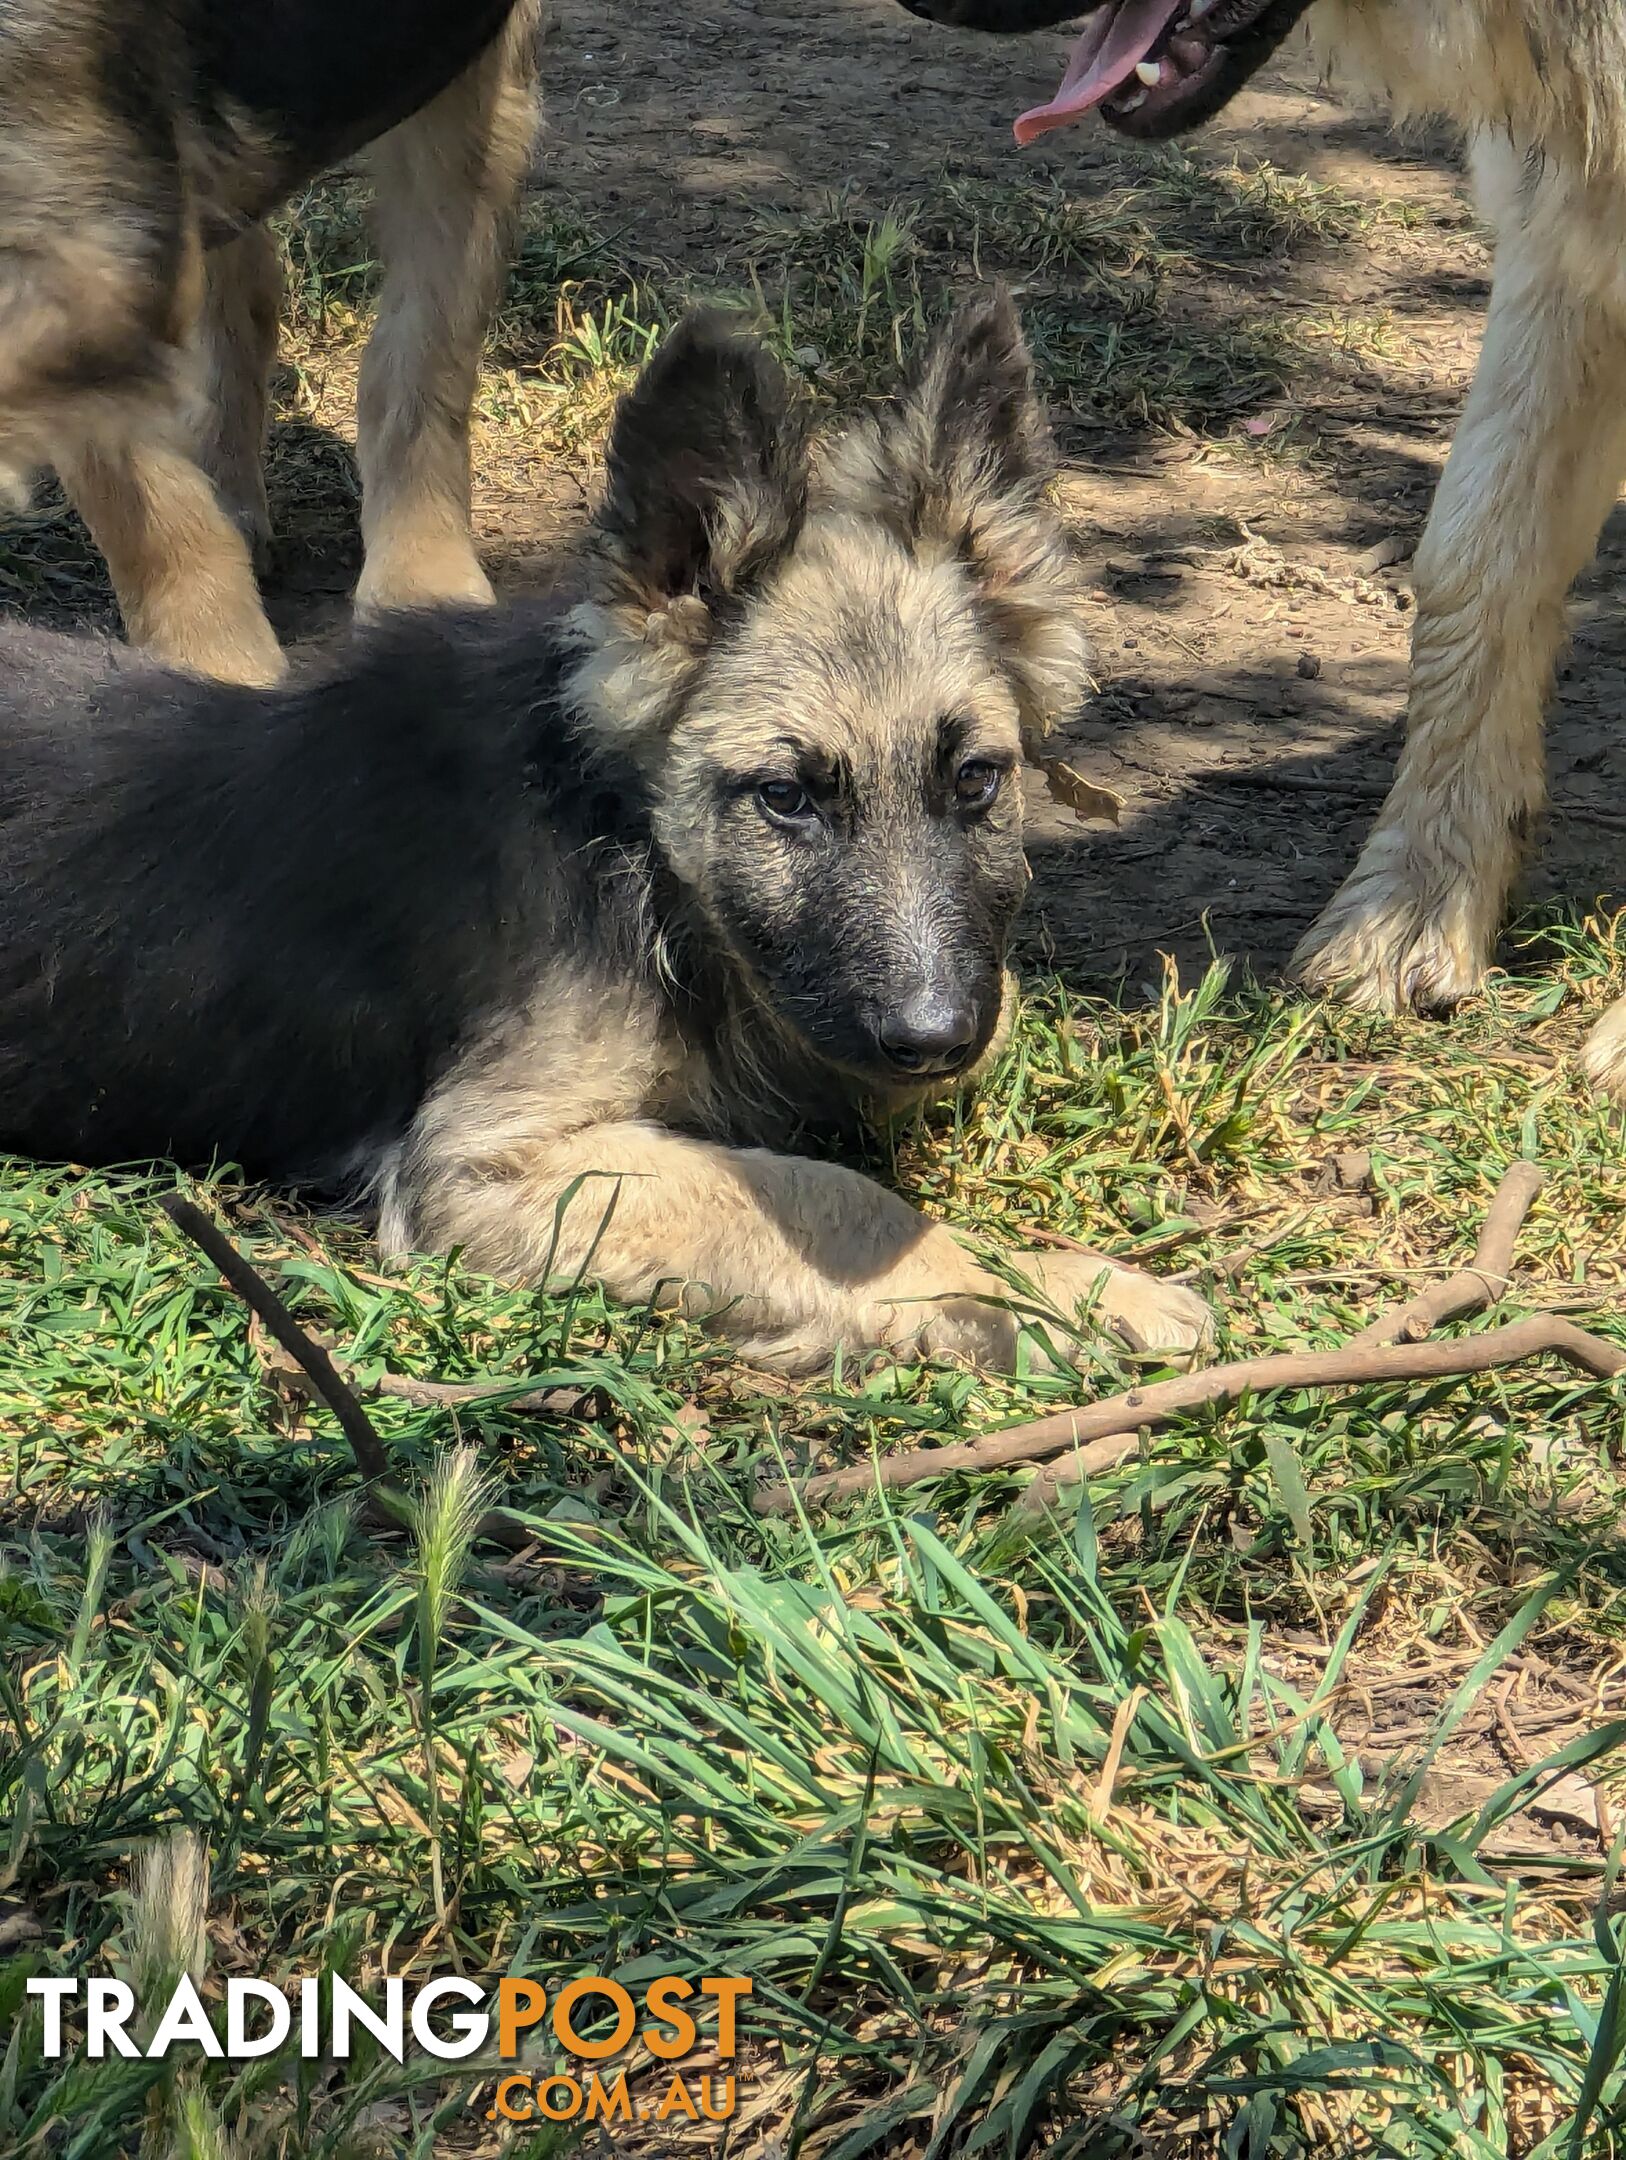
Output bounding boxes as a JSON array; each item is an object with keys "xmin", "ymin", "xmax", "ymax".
[{"xmin": 4, "ymin": 931, "xmax": 1626, "ymax": 2156}]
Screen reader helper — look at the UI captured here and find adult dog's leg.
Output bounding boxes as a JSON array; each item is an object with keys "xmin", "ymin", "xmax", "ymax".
[
  {"xmin": 193, "ymin": 224, "xmax": 282, "ymax": 570},
  {"xmin": 388, "ymin": 1121, "xmax": 1213, "ymax": 1375},
  {"xmin": 1294, "ymin": 153, "xmax": 1626, "ymax": 1027},
  {"xmin": 353, "ymin": 0, "xmax": 540, "ymax": 616},
  {"xmin": 57, "ymin": 415, "xmax": 286, "ymax": 686},
  {"xmin": 0, "ymin": 121, "xmax": 285, "ymax": 685}
]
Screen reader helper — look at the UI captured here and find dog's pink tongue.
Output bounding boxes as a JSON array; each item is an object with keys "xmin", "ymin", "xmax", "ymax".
[{"xmin": 1014, "ymin": 0, "xmax": 1183, "ymax": 144}]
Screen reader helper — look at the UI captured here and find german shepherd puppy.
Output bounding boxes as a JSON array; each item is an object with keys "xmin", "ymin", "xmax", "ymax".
[
  {"xmin": 0, "ymin": 0, "xmax": 541, "ymax": 687},
  {"xmin": 0, "ymin": 297, "xmax": 1211, "ymax": 1374},
  {"xmin": 898, "ymin": 0, "xmax": 1626, "ymax": 1098}
]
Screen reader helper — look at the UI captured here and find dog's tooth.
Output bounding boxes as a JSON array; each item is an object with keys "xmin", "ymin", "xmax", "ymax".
[
  {"xmin": 1115, "ymin": 86, "xmax": 1148, "ymax": 109},
  {"xmin": 1188, "ymin": 0, "xmax": 1217, "ymax": 17},
  {"xmin": 1134, "ymin": 58, "xmax": 1162, "ymax": 84}
]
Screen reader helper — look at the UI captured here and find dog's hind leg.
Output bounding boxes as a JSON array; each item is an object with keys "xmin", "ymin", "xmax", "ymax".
[
  {"xmin": 1581, "ymin": 994, "xmax": 1626, "ymax": 1099},
  {"xmin": 1293, "ymin": 144, "xmax": 1626, "ymax": 1026},
  {"xmin": 352, "ymin": 0, "xmax": 540, "ymax": 618},
  {"xmin": 193, "ymin": 224, "xmax": 282, "ymax": 572},
  {"xmin": 388, "ymin": 1118, "xmax": 1212, "ymax": 1375}
]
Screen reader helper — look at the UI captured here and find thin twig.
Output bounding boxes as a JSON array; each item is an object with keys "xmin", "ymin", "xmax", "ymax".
[
  {"xmin": 161, "ymin": 1195, "xmax": 395, "ymax": 1487},
  {"xmin": 160, "ymin": 1195, "xmax": 534, "ymax": 1551}
]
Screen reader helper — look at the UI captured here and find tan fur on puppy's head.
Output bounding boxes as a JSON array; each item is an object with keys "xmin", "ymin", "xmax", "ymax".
[
  {"xmin": 816, "ymin": 286, "xmax": 1091, "ymax": 756},
  {"xmin": 569, "ymin": 291, "xmax": 1091, "ymax": 764},
  {"xmin": 563, "ymin": 292, "xmax": 1093, "ymax": 1099}
]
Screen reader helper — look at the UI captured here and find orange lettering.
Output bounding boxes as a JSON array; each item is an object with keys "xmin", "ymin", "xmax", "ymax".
[
  {"xmin": 553, "ymin": 1978, "xmax": 636, "ymax": 2060},
  {"xmin": 497, "ymin": 1978, "xmax": 547, "ymax": 2060},
  {"xmin": 699, "ymin": 1977, "xmax": 752, "ymax": 2056},
  {"xmin": 644, "ymin": 1975, "xmax": 697, "ymax": 2060},
  {"xmin": 493, "ymin": 2075, "xmax": 534, "ymax": 2122}
]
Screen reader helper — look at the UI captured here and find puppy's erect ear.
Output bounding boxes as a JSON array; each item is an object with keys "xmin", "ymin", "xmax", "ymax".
[
  {"xmin": 849, "ymin": 285, "xmax": 1053, "ymax": 539},
  {"xmin": 821, "ymin": 287, "xmax": 1091, "ymax": 748},
  {"xmin": 594, "ymin": 310, "xmax": 808, "ymax": 644}
]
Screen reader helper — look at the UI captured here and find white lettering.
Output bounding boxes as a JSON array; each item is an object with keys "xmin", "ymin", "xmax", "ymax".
[
  {"xmin": 226, "ymin": 1979, "xmax": 290, "ymax": 2058},
  {"xmin": 410, "ymin": 1977, "xmax": 487, "ymax": 2060},
  {"xmin": 331, "ymin": 1975, "xmax": 404, "ymax": 2061},
  {"xmin": 147, "ymin": 1974, "xmax": 222, "ymax": 2059},
  {"xmin": 85, "ymin": 1979, "xmax": 138, "ymax": 2059},
  {"xmin": 25, "ymin": 1978, "xmax": 76, "ymax": 2057}
]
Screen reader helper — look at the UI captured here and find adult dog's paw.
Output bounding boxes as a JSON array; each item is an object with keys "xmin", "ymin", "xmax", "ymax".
[
  {"xmin": 1580, "ymin": 994, "xmax": 1626, "ymax": 1103},
  {"xmin": 1291, "ymin": 865, "xmax": 1491, "ymax": 1016}
]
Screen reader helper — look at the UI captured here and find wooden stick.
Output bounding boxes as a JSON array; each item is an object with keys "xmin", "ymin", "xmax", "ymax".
[
  {"xmin": 1016, "ymin": 1316, "xmax": 1623, "ymax": 1517},
  {"xmin": 162, "ymin": 1194, "xmax": 395, "ymax": 1488},
  {"xmin": 1348, "ymin": 1160, "xmax": 1545, "ymax": 1347},
  {"xmin": 160, "ymin": 1195, "xmax": 534, "ymax": 1552},
  {"xmin": 754, "ymin": 1315, "xmax": 1624, "ymax": 1518}
]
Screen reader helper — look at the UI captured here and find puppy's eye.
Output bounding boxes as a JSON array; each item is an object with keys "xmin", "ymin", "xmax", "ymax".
[
  {"xmin": 757, "ymin": 779, "xmax": 815, "ymax": 825},
  {"xmin": 955, "ymin": 758, "xmax": 1003, "ymax": 811}
]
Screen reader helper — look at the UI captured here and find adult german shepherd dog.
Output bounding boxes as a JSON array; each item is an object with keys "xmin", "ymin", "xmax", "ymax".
[
  {"xmin": 0, "ymin": 298, "xmax": 1210, "ymax": 1373},
  {"xmin": 899, "ymin": 0, "xmax": 1626, "ymax": 1098},
  {"xmin": 0, "ymin": 0, "xmax": 541, "ymax": 686}
]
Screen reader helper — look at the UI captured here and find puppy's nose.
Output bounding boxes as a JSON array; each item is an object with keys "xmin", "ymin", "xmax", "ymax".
[{"xmin": 879, "ymin": 993, "xmax": 979, "ymax": 1075}]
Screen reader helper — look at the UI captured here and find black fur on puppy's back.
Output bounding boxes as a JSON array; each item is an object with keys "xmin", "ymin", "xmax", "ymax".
[{"xmin": 0, "ymin": 610, "xmax": 648, "ymax": 1179}]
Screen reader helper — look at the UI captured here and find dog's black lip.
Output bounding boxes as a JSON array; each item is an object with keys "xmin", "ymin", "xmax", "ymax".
[{"xmin": 1091, "ymin": 0, "xmax": 1314, "ymax": 138}]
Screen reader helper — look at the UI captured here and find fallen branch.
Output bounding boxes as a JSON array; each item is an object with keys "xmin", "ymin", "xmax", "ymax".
[
  {"xmin": 752, "ymin": 1163, "xmax": 1623, "ymax": 1519},
  {"xmin": 1348, "ymin": 1160, "xmax": 1544, "ymax": 1347},
  {"xmin": 160, "ymin": 1195, "xmax": 534, "ymax": 1553},
  {"xmin": 1016, "ymin": 1316, "xmax": 1623, "ymax": 1517},
  {"xmin": 162, "ymin": 1195, "xmax": 395, "ymax": 1487},
  {"xmin": 755, "ymin": 1316, "xmax": 1623, "ymax": 1518}
]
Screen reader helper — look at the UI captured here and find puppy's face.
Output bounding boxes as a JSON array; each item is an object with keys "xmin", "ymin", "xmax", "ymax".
[
  {"xmin": 893, "ymin": 0, "xmax": 1318, "ymax": 144},
  {"xmin": 663, "ymin": 521, "xmax": 1031, "ymax": 1089},
  {"xmin": 570, "ymin": 295, "xmax": 1091, "ymax": 1094}
]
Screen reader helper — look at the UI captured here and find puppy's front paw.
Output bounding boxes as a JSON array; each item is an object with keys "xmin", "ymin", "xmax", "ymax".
[{"xmin": 1018, "ymin": 1247, "xmax": 1214, "ymax": 1366}]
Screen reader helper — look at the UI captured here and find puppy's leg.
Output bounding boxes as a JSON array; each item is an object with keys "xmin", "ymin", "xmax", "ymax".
[
  {"xmin": 1294, "ymin": 154, "xmax": 1626, "ymax": 1015},
  {"xmin": 390, "ymin": 1120, "xmax": 1211, "ymax": 1375},
  {"xmin": 57, "ymin": 413, "xmax": 285, "ymax": 686},
  {"xmin": 353, "ymin": 0, "xmax": 540, "ymax": 616},
  {"xmin": 193, "ymin": 224, "xmax": 282, "ymax": 570}
]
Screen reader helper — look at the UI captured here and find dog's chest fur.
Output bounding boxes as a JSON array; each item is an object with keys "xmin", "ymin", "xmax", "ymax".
[{"xmin": 1309, "ymin": 0, "xmax": 1626, "ymax": 173}]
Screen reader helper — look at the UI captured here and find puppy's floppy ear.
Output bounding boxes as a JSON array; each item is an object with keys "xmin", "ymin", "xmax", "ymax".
[
  {"xmin": 822, "ymin": 286, "xmax": 1091, "ymax": 748},
  {"xmin": 594, "ymin": 310, "xmax": 808, "ymax": 646}
]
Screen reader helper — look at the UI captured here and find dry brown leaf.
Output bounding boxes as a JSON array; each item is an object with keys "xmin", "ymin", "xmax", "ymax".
[{"xmin": 1040, "ymin": 758, "xmax": 1124, "ymax": 827}]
